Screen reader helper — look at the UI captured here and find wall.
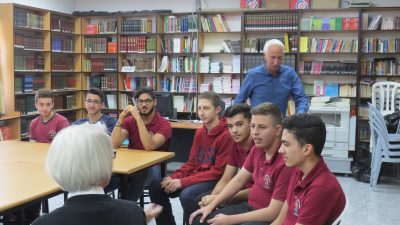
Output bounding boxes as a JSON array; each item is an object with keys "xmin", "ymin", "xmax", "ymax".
[{"xmin": 0, "ymin": 0, "xmax": 75, "ymax": 13}]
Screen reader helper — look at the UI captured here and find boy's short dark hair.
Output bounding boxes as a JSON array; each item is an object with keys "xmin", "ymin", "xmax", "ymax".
[
  {"xmin": 87, "ymin": 88, "xmax": 105, "ymax": 103},
  {"xmin": 134, "ymin": 86, "xmax": 156, "ymax": 100},
  {"xmin": 282, "ymin": 114, "xmax": 326, "ymax": 156},
  {"xmin": 250, "ymin": 102, "xmax": 282, "ymax": 125},
  {"xmin": 224, "ymin": 104, "xmax": 251, "ymax": 121},
  {"xmin": 198, "ymin": 91, "xmax": 221, "ymax": 108},
  {"xmin": 35, "ymin": 89, "xmax": 54, "ymax": 103}
]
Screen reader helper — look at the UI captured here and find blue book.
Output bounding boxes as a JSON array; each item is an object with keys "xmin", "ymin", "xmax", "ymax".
[{"xmin": 325, "ymin": 82, "xmax": 339, "ymax": 97}]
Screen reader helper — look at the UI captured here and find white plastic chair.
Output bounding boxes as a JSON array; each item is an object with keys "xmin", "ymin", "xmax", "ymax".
[
  {"xmin": 372, "ymin": 81, "xmax": 400, "ymax": 116},
  {"xmin": 331, "ymin": 196, "xmax": 348, "ymax": 225},
  {"xmin": 367, "ymin": 103, "xmax": 400, "ymax": 191}
]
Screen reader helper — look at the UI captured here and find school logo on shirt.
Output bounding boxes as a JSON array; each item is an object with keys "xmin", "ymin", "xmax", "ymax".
[
  {"xmin": 293, "ymin": 196, "xmax": 301, "ymax": 216},
  {"xmin": 49, "ymin": 130, "xmax": 57, "ymax": 139},
  {"xmin": 264, "ymin": 174, "xmax": 271, "ymax": 189}
]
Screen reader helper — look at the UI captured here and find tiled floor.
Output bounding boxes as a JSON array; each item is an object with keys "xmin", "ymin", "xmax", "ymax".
[{"xmin": 43, "ymin": 163, "xmax": 400, "ymax": 225}]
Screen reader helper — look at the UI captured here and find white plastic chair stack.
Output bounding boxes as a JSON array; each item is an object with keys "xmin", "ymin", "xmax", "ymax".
[
  {"xmin": 372, "ymin": 81, "xmax": 400, "ymax": 116},
  {"xmin": 367, "ymin": 103, "xmax": 400, "ymax": 191}
]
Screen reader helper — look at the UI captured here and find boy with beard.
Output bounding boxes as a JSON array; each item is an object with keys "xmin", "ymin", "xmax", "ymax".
[{"xmin": 112, "ymin": 87, "xmax": 172, "ymax": 202}]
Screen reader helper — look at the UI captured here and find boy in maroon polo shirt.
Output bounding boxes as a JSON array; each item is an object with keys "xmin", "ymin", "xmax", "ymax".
[
  {"xmin": 149, "ymin": 91, "xmax": 235, "ymax": 225},
  {"xmin": 111, "ymin": 87, "xmax": 172, "ymax": 202},
  {"xmin": 190, "ymin": 103, "xmax": 292, "ymax": 225},
  {"xmin": 272, "ymin": 114, "xmax": 346, "ymax": 225},
  {"xmin": 198, "ymin": 103, "xmax": 255, "ymax": 207},
  {"xmin": 30, "ymin": 89, "xmax": 70, "ymax": 143}
]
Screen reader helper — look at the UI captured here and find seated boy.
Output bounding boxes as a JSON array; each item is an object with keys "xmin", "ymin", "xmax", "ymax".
[
  {"xmin": 198, "ymin": 103, "xmax": 254, "ymax": 207},
  {"xmin": 271, "ymin": 114, "xmax": 346, "ymax": 225},
  {"xmin": 149, "ymin": 91, "xmax": 235, "ymax": 225}
]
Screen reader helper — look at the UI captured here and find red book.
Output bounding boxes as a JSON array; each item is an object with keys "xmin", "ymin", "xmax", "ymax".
[{"xmin": 289, "ymin": 0, "xmax": 310, "ymax": 9}]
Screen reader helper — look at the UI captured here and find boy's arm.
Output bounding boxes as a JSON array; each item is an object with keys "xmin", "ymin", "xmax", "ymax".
[
  {"xmin": 211, "ymin": 199, "xmax": 284, "ymax": 224},
  {"xmin": 271, "ymin": 201, "xmax": 288, "ymax": 225},
  {"xmin": 211, "ymin": 165, "xmax": 238, "ymax": 195}
]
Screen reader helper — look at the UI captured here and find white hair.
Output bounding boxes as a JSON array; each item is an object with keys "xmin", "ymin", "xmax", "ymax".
[
  {"xmin": 263, "ymin": 39, "xmax": 285, "ymax": 53},
  {"xmin": 46, "ymin": 124, "xmax": 113, "ymax": 192}
]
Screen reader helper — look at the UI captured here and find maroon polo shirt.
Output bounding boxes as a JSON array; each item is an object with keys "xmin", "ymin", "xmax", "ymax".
[
  {"xmin": 283, "ymin": 158, "xmax": 346, "ymax": 225},
  {"xmin": 243, "ymin": 145, "xmax": 292, "ymax": 209},
  {"xmin": 30, "ymin": 113, "xmax": 70, "ymax": 143},
  {"xmin": 227, "ymin": 141, "xmax": 255, "ymax": 189},
  {"xmin": 122, "ymin": 112, "xmax": 172, "ymax": 150}
]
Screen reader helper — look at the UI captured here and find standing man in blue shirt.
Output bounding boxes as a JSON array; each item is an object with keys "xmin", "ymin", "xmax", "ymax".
[
  {"xmin": 73, "ymin": 88, "xmax": 117, "ymax": 134},
  {"xmin": 234, "ymin": 39, "xmax": 308, "ymax": 114}
]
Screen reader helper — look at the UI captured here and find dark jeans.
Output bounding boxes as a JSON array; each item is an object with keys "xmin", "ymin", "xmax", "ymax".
[
  {"xmin": 126, "ymin": 165, "xmax": 160, "ymax": 202},
  {"xmin": 191, "ymin": 202, "xmax": 269, "ymax": 225},
  {"xmin": 149, "ymin": 178, "xmax": 216, "ymax": 225}
]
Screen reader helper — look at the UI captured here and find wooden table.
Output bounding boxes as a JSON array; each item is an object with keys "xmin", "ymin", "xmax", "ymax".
[
  {"xmin": 170, "ymin": 120, "xmax": 202, "ymax": 129},
  {"xmin": 0, "ymin": 140, "xmax": 175, "ymax": 215}
]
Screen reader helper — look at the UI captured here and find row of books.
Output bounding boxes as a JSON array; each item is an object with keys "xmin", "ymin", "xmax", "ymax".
[
  {"xmin": 221, "ymin": 40, "xmax": 241, "ymax": 53},
  {"xmin": 358, "ymin": 126, "xmax": 371, "ymax": 142},
  {"xmin": 14, "ymin": 34, "xmax": 44, "ymax": 50},
  {"xmin": 51, "ymin": 75, "xmax": 76, "ymax": 90},
  {"xmin": 54, "ymin": 95, "xmax": 76, "ymax": 110},
  {"xmin": 161, "ymin": 36, "xmax": 197, "ymax": 53},
  {"xmin": 300, "ymin": 37, "xmax": 358, "ymax": 53},
  {"xmin": 358, "ymin": 106, "xmax": 369, "ymax": 120},
  {"xmin": 243, "ymin": 54, "xmax": 296, "ymax": 73},
  {"xmin": 360, "ymin": 59, "xmax": 400, "ymax": 76},
  {"xmin": 359, "ymin": 81, "xmax": 373, "ymax": 98},
  {"xmin": 51, "ymin": 17, "xmax": 75, "ymax": 33},
  {"xmin": 200, "ymin": 14, "xmax": 230, "ymax": 32},
  {"xmin": 302, "ymin": 81, "xmax": 356, "ymax": 97},
  {"xmin": 87, "ymin": 75, "xmax": 117, "ymax": 90},
  {"xmin": 120, "ymin": 36, "xmax": 156, "ymax": 53},
  {"xmin": 163, "ymin": 15, "xmax": 198, "ymax": 33},
  {"xmin": 160, "ymin": 76, "xmax": 197, "ymax": 93},
  {"xmin": 15, "ymin": 96, "xmax": 36, "ymax": 115},
  {"xmin": 361, "ymin": 38, "xmax": 400, "ymax": 53},
  {"xmin": 14, "ymin": 75, "xmax": 45, "ymax": 93},
  {"xmin": 245, "ymin": 38, "xmax": 282, "ymax": 53},
  {"xmin": 121, "ymin": 56, "xmax": 155, "ymax": 72},
  {"xmin": 173, "ymin": 95, "xmax": 197, "ymax": 112},
  {"xmin": 300, "ymin": 16, "xmax": 358, "ymax": 31},
  {"xmin": 52, "ymin": 37, "xmax": 74, "ymax": 52},
  {"xmin": 83, "ymin": 58, "xmax": 118, "ymax": 72},
  {"xmin": 85, "ymin": 20, "xmax": 117, "ymax": 34},
  {"xmin": 14, "ymin": 55, "xmax": 45, "ymax": 71},
  {"xmin": 362, "ymin": 14, "xmax": 400, "ymax": 30},
  {"xmin": 121, "ymin": 18, "xmax": 153, "ymax": 33},
  {"xmin": 52, "ymin": 55, "xmax": 74, "ymax": 71},
  {"xmin": 298, "ymin": 61, "xmax": 357, "ymax": 76},
  {"xmin": 123, "ymin": 76, "xmax": 155, "ymax": 91},
  {"xmin": 244, "ymin": 13, "xmax": 298, "ymax": 31},
  {"xmin": 84, "ymin": 37, "xmax": 117, "ymax": 53},
  {"xmin": 202, "ymin": 75, "xmax": 240, "ymax": 94},
  {"xmin": 14, "ymin": 10, "xmax": 44, "ymax": 29},
  {"xmin": 166, "ymin": 56, "xmax": 197, "ymax": 73}
]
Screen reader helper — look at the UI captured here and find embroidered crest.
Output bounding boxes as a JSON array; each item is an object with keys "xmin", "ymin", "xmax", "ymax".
[
  {"xmin": 293, "ymin": 196, "xmax": 301, "ymax": 216},
  {"xmin": 264, "ymin": 174, "xmax": 271, "ymax": 189}
]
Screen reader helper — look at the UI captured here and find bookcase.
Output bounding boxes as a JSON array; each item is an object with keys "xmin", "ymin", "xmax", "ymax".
[
  {"xmin": 50, "ymin": 12, "xmax": 83, "ymax": 125},
  {"xmin": 118, "ymin": 13, "xmax": 158, "ymax": 112},
  {"xmin": 198, "ymin": 10, "xmax": 242, "ymax": 111},
  {"xmin": 357, "ymin": 7, "xmax": 400, "ymax": 159},
  {"xmin": 157, "ymin": 13, "xmax": 199, "ymax": 117},
  {"xmin": 81, "ymin": 15, "xmax": 119, "ymax": 118}
]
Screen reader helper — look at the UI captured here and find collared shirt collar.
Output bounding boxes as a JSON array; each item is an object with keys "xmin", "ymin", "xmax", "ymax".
[
  {"xmin": 262, "ymin": 142, "xmax": 282, "ymax": 165},
  {"xmin": 68, "ymin": 186, "xmax": 105, "ymax": 198},
  {"xmin": 296, "ymin": 157, "xmax": 327, "ymax": 189}
]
